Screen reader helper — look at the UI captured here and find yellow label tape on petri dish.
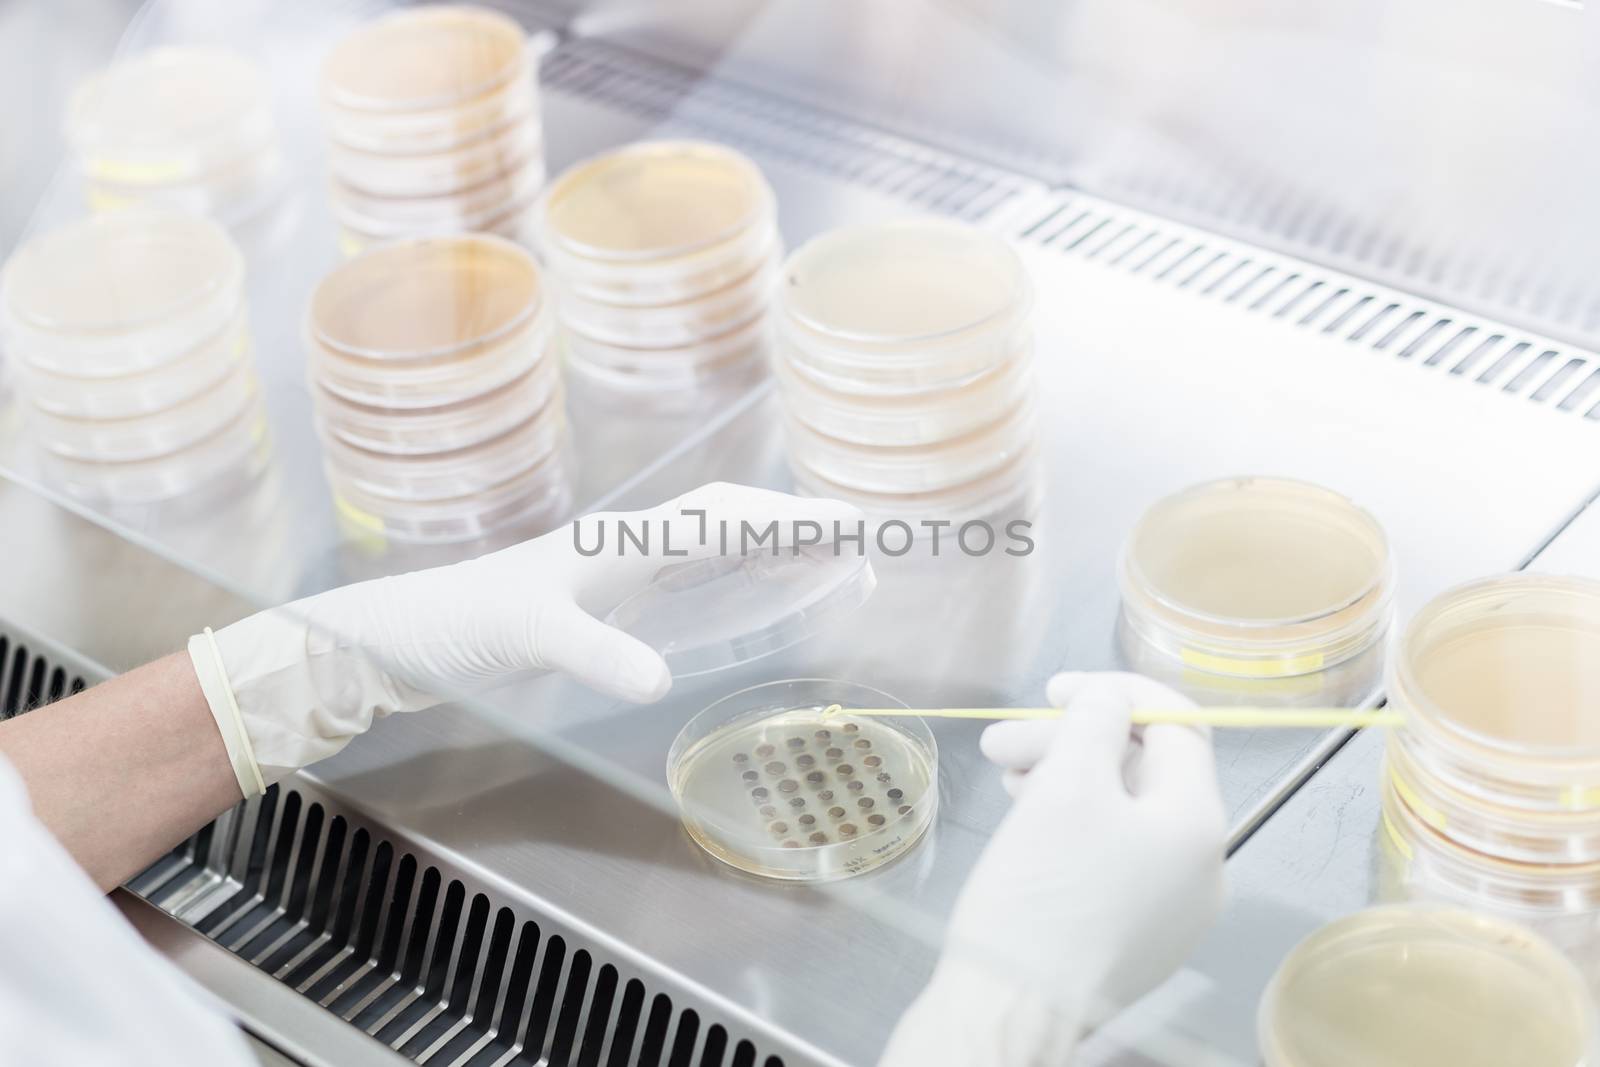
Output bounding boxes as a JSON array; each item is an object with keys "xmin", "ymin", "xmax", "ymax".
[
  {"xmin": 1390, "ymin": 768, "xmax": 1448, "ymax": 831},
  {"xmin": 333, "ymin": 493, "xmax": 388, "ymax": 552},
  {"xmin": 1561, "ymin": 784, "xmax": 1600, "ymax": 810},
  {"xmin": 1180, "ymin": 646, "xmax": 1325, "ymax": 678},
  {"xmin": 1381, "ymin": 808, "xmax": 1414, "ymax": 865},
  {"xmin": 86, "ymin": 187, "xmax": 139, "ymax": 213},
  {"xmin": 338, "ymin": 231, "xmax": 368, "ymax": 259},
  {"xmin": 86, "ymin": 156, "xmax": 188, "ymax": 183}
]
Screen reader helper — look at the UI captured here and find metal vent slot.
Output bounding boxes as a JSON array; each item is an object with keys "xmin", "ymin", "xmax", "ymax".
[
  {"xmin": 542, "ymin": 40, "xmax": 1032, "ymax": 222},
  {"xmin": 1014, "ymin": 196, "xmax": 1600, "ymax": 419},
  {"xmin": 128, "ymin": 785, "xmax": 785, "ymax": 1067},
  {"xmin": 0, "ymin": 634, "xmax": 87, "ymax": 720}
]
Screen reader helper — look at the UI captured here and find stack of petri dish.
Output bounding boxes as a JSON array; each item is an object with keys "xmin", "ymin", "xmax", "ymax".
[
  {"xmin": 0, "ymin": 212, "xmax": 268, "ymax": 503},
  {"xmin": 320, "ymin": 5, "xmax": 545, "ymax": 255},
  {"xmin": 1117, "ymin": 476, "xmax": 1395, "ymax": 701},
  {"xmin": 66, "ymin": 47, "xmax": 285, "ymax": 224},
  {"xmin": 306, "ymin": 234, "xmax": 569, "ymax": 543},
  {"xmin": 1379, "ymin": 574, "xmax": 1600, "ymax": 989},
  {"xmin": 538, "ymin": 141, "xmax": 780, "ymax": 394},
  {"xmin": 1259, "ymin": 905, "xmax": 1598, "ymax": 1067},
  {"xmin": 774, "ymin": 220, "xmax": 1039, "ymax": 522}
]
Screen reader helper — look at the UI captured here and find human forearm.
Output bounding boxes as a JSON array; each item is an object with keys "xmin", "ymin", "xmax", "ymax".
[{"xmin": 0, "ymin": 652, "xmax": 240, "ymax": 890}]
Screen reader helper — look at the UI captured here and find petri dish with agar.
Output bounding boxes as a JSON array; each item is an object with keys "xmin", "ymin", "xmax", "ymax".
[
  {"xmin": 607, "ymin": 547, "xmax": 876, "ymax": 678},
  {"xmin": 66, "ymin": 47, "xmax": 283, "ymax": 222},
  {"xmin": 1259, "ymin": 905, "xmax": 1599, "ymax": 1067},
  {"xmin": 308, "ymin": 234, "xmax": 542, "ymax": 362},
  {"xmin": 554, "ymin": 260, "xmax": 777, "ymax": 349},
  {"xmin": 2, "ymin": 212, "xmax": 244, "ymax": 375},
  {"xmin": 19, "ymin": 311, "xmax": 249, "ymax": 420},
  {"xmin": 776, "ymin": 341, "xmax": 1035, "ymax": 448},
  {"xmin": 790, "ymin": 440, "xmax": 1043, "ymax": 526},
  {"xmin": 329, "ymin": 115, "xmax": 543, "ymax": 199},
  {"xmin": 777, "ymin": 220, "xmax": 1032, "ymax": 393},
  {"xmin": 1389, "ymin": 575, "xmax": 1600, "ymax": 814},
  {"xmin": 313, "ymin": 356, "xmax": 559, "ymax": 456},
  {"xmin": 667, "ymin": 679, "xmax": 937, "ymax": 882},
  {"xmin": 783, "ymin": 397, "xmax": 1038, "ymax": 495},
  {"xmin": 322, "ymin": 6, "xmax": 529, "ymax": 118},
  {"xmin": 41, "ymin": 404, "xmax": 270, "ymax": 505},
  {"xmin": 1118, "ymin": 477, "xmax": 1394, "ymax": 679},
  {"xmin": 540, "ymin": 141, "xmax": 774, "ymax": 271},
  {"xmin": 29, "ymin": 360, "xmax": 258, "ymax": 463}
]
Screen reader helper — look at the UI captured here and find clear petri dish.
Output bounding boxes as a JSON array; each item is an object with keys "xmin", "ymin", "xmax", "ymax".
[
  {"xmin": 309, "ymin": 233, "xmax": 542, "ymax": 359},
  {"xmin": 1258, "ymin": 905, "xmax": 1598, "ymax": 1067},
  {"xmin": 1387, "ymin": 730, "xmax": 1600, "ymax": 865},
  {"xmin": 20, "ymin": 308, "xmax": 250, "ymax": 419},
  {"xmin": 776, "ymin": 340, "xmax": 1035, "ymax": 447},
  {"xmin": 309, "ymin": 305, "xmax": 552, "ymax": 411},
  {"xmin": 2, "ymin": 212, "xmax": 244, "ymax": 374},
  {"xmin": 1380, "ymin": 774, "xmax": 1600, "ymax": 914},
  {"xmin": 328, "ymin": 111, "xmax": 542, "ymax": 198},
  {"xmin": 322, "ymin": 6, "xmax": 527, "ymax": 113},
  {"xmin": 561, "ymin": 313, "xmax": 771, "ymax": 380},
  {"xmin": 790, "ymin": 440, "xmax": 1042, "ymax": 526},
  {"xmin": 606, "ymin": 548, "xmax": 876, "ymax": 677},
  {"xmin": 327, "ymin": 440, "xmax": 570, "ymax": 544},
  {"xmin": 777, "ymin": 221, "xmax": 1032, "ymax": 393},
  {"xmin": 66, "ymin": 47, "xmax": 277, "ymax": 187},
  {"xmin": 85, "ymin": 144, "xmax": 288, "ymax": 225},
  {"xmin": 39, "ymin": 402, "xmax": 270, "ymax": 504},
  {"xmin": 1390, "ymin": 575, "xmax": 1600, "ymax": 814},
  {"xmin": 541, "ymin": 140, "xmax": 774, "ymax": 265},
  {"xmin": 1118, "ymin": 477, "xmax": 1394, "ymax": 679},
  {"xmin": 29, "ymin": 359, "xmax": 258, "ymax": 463},
  {"xmin": 319, "ymin": 401, "xmax": 564, "ymax": 502},
  {"xmin": 314, "ymin": 353, "xmax": 559, "ymax": 456},
  {"xmin": 544, "ymin": 219, "xmax": 781, "ymax": 307},
  {"xmin": 331, "ymin": 155, "xmax": 545, "ymax": 232},
  {"xmin": 667, "ymin": 679, "xmax": 936, "ymax": 882},
  {"xmin": 784, "ymin": 396, "xmax": 1036, "ymax": 495},
  {"xmin": 555, "ymin": 257, "xmax": 777, "ymax": 349}
]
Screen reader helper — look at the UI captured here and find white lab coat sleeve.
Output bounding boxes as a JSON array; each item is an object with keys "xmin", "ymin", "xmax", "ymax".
[{"xmin": 0, "ymin": 754, "xmax": 256, "ymax": 1067}]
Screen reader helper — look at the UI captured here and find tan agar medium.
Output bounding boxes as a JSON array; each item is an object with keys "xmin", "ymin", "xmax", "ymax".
[
  {"xmin": 1259, "ymin": 906, "xmax": 1598, "ymax": 1067},
  {"xmin": 322, "ymin": 6, "xmax": 527, "ymax": 114},
  {"xmin": 541, "ymin": 142, "xmax": 770, "ymax": 262},
  {"xmin": 781, "ymin": 220, "xmax": 1026, "ymax": 345},
  {"xmin": 1119, "ymin": 477, "xmax": 1394, "ymax": 678},
  {"xmin": 308, "ymin": 234, "xmax": 541, "ymax": 361}
]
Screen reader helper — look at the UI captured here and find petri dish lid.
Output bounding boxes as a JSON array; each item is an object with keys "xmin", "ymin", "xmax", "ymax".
[
  {"xmin": 541, "ymin": 140, "xmax": 773, "ymax": 263},
  {"xmin": 780, "ymin": 220, "xmax": 1029, "ymax": 347},
  {"xmin": 322, "ymin": 5, "xmax": 528, "ymax": 114},
  {"xmin": 1396, "ymin": 575, "xmax": 1600, "ymax": 762},
  {"xmin": 1258, "ymin": 905, "xmax": 1599, "ymax": 1067},
  {"xmin": 1119, "ymin": 476, "xmax": 1394, "ymax": 677},
  {"xmin": 3, "ymin": 211, "xmax": 243, "ymax": 339},
  {"xmin": 308, "ymin": 233, "xmax": 542, "ymax": 360},
  {"xmin": 605, "ymin": 545, "xmax": 876, "ymax": 677},
  {"xmin": 66, "ymin": 47, "xmax": 275, "ymax": 180}
]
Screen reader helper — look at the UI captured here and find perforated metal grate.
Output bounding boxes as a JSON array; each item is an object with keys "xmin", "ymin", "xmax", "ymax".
[
  {"xmin": 0, "ymin": 633, "xmax": 87, "ymax": 720},
  {"xmin": 128, "ymin": 784, "xmax": 786, "ymax": 1067},
  {"xmin": 1010, "ymin": 194, "xmax": 1600, "ymax": 419},
  {"xmin": 542, "ymin": 39, "xmax": 1035, "ymax": 223}
]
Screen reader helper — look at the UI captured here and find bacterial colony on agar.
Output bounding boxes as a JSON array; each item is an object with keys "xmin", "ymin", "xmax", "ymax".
[{"xmin": 670, "ymin": 700, "xmax": 936, "ymax": 882}]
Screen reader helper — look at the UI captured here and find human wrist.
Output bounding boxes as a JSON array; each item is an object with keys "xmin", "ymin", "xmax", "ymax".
[{"xmin": 880, "ymin": 956, "xmax": 1087, "ymax": 1067}]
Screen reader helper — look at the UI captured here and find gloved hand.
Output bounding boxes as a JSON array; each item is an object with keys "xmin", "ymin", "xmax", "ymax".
[
  {"xmin": 880, "ymin": 672, "xmax": 1227, "ymax": 1067},
  {"xmin": 189, "ymin": 482, "xmax": 860, "ymax": 797}
]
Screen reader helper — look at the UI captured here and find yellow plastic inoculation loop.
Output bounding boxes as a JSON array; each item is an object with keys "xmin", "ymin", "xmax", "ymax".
[
  {"xmin": 1179, "ymin": 646, "xmax": 1326, "ymax": 678},
  {"xmin": 1390, "ymin": 768, "xmax": 1448, "ymax": 831},
  {"xmin": 333, "ymin": 493, "xmax": 388, "ymax": 552}
]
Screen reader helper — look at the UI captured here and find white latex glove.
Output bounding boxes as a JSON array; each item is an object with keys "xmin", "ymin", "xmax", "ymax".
[
  {"xmin": 0, "ymin": 756, "xmax": 255, "ymax": 1067},
  {"xmin": 189, "ymin": 482, "xmax": 860, "ymax": 795},
  {"xmin": 880, "ymin": 672, "xmax": 1227, "ymax": 1067}
]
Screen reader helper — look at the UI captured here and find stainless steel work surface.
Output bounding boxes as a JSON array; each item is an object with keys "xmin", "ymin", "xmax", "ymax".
[{"xmin": 7, "ymin": 3, "xmax": 1600, "ymax": 1065}]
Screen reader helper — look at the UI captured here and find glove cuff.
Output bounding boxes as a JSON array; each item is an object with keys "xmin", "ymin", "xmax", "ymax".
[{"xmin": 187, "ymin": 629, "xmax": 265, "ymax": 799}]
